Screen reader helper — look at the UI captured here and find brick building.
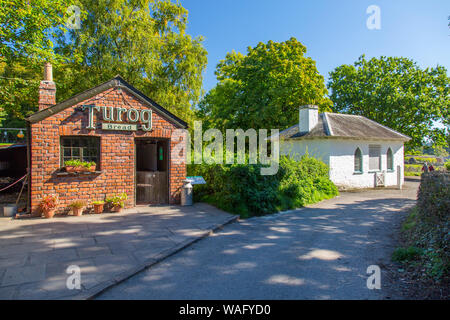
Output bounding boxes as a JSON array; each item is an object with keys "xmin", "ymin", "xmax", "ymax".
[{"xmin": 26, "ymin": 64, "xmax": 188, "ymax": 215}]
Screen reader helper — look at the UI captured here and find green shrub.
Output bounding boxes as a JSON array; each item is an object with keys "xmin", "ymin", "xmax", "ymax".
[
  {"xmin": 187, "ymin": 154, "xmax": 338, "ymax": 218},
  {"xmin": 405, "ymin": 172, "xmax": 421, "ymax": 176},
  {"xmin": 392, "ymin": 246, "xmax": 423, "ymax": 262},
  {"xmin": 445, "ymin": 161, "xmax": 450, "ymax": 171},
  {"xmin": 405, "ymin": 164, "xmax": 422, "ymax": 172}
]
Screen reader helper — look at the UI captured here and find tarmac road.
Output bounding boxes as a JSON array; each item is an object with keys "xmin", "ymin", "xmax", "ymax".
[{"xmin": 97, "ymin": 180, "xmax": 419, "ymax": 300}]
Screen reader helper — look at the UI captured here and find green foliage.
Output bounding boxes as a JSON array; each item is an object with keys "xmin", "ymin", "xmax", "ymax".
[
  {"xmin": 397, "ymin": 174, "xmax": 450, "ymax": 280},
  {"xmin": 69, "ymin": 200, "xmax": 86, "ymax": 209},
  {"xmin": 328, "ymin": 55, "xmax": 450, "ymax": 150},
  {"xmin": 0, "ymin": 0, "xmax": 76, "ymax": 63},
  {"xmin": 405, "ymin": 164, "xmax": 422, "ymax": 172},
  {"xmin": 197, "ymin": 38, "xmax": 332, "ymax": 131},
  {"xmin": 392, "ymin": 246, "xmax": 423, "ymax": 262},
  {"xmin": 105, "ymin": 192, "xmax": 128, "ymax": 208},
  {"xmin": 405, "ymin": 172, "xmax": 421, "ymax": 177},
  {"xmin": 55, "ymin": 0, "xmax": 207, "ymax": 126},
  {"xmin": 445, "ymin": 161, "xmax": 450, "ymax": 171},
  {"xmin": 91, "ymin": 200, "xmax": 104, "ymax": 205},
  {"xmin": 188, "ymin": 154, "xmax": 338, "ymax": 218},
  {"xmin": 1, "ymin": 0, "xmax": 207, "ymax": 127}
]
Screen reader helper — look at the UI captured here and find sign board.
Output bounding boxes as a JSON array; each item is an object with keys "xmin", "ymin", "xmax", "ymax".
[
  {"xmin": 186, "ymin": 176, "xmax": 206, "ymax": 185},
  {"xmin": 102, "ymin": 123, "xmax": 137, "ymax": 131}
]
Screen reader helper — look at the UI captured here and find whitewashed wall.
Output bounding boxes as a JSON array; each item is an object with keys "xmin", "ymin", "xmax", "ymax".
[
  {"xmin": 328, "ymin": 139, "xmax": 404, "ymax": 188},
  {"xmin": 280, "ymin": 138, "xmax": 405, "ymax": 189},
  {"xmin": 279, "ymin": 138, "xmax": 331, "ymax": 165}
]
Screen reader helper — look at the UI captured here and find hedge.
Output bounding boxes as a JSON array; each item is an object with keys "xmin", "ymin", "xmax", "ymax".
[
  {"xmin": 187, "ymin": 154, "xmax": 339, "ymax": 218},
  {"xmin": 415, "ymin": 172, "xmax": 450, "ymax": 278}
]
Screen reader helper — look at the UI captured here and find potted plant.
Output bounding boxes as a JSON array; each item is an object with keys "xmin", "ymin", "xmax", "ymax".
[
  {"xmin": 64, "ymin": 159, "xmax": 81, "ymax": 172},
  {"xmin": 39, "ymin": 195, "xmax": 58, "ymax": 218},
  {"xmin": 85, "ymin": 161, "xmax": 96, "ymax": 172},
  {"xmin": 105, "ymin": 193, "xmax": 127, "ymax": 212},
  {"xmin": 92, "ymin": 200, "xmax": 104, "ymax": 214},
  {"xmin": 69, "ymin": 200, "xmax": 86, "ymax": 216}
]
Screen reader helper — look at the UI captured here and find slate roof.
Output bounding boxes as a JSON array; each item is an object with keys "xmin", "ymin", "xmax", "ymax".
[
  {"xmin": 277, "ymin": 112, "xmax": 410, "ymax": 141},
  {"xmin": 26, "ymin": 75, "xmax": 188, "ymax": 128}
]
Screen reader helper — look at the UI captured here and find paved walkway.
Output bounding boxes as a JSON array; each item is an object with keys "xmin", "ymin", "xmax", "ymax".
[
  {"xmin": 97, "ymin": 181, "xmax": 419, "ymax": 300},
  {"xmin": 0, "ymin": 203, "xmax": 236, "ymax": 299}
]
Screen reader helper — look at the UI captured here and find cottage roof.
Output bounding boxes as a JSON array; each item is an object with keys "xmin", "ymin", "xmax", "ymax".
[
  {"xmin": 26, "ymin": 75, "xmax": 188, "ymax": 128},
  {"xmin": 277, "ymin": 112, "xmax": 410, "ymax": 141}
]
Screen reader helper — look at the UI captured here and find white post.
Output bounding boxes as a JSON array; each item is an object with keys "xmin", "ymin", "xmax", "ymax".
[{"xmin": 397, "ymin": 165, "xmax": 402, "ymax": 190}]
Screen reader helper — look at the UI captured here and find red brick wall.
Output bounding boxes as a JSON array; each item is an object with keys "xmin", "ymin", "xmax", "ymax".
[{"xmin": 30, "ymin": 87, "xmax": 186, "ymax": 214}]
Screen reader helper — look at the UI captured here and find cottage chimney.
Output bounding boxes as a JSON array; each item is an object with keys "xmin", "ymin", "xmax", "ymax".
[
  {"xmin": 38, "ymin": 63, "xmax": 56, "ymax": 110},
  {"xmin": 299, "ymin": 105, "xmax": 319, "ymax": 133}
]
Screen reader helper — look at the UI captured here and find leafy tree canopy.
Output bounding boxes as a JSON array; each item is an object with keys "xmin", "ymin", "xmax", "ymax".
[
  {"xmin": 197, "ymin": 38, "xmax": 331, "ymax": 131},
  {"xmin": 55, "ymin": 0, "xmax": 207, "ymax": 126},
  {"xmin": 0, "ymin": 0, "xmax": 207, "ymax": 127},
  {"xmin": 328, "ymin": 55, "xmax": 450, "ymax": 150}
]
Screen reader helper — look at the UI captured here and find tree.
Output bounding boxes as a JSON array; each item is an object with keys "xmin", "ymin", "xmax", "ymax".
[
  {"xmin": 0, "ymin": 0, "xmax": 76, "ymax": 126},
  {"xmin": 55, "ymin": 0, "xmax": 207, "ymax": 125},
  {"xmin": 197, "ymin": 38, "xmax": 331, "ymax": 131},
  {"xmin": 0, "ymin": 0, "xmax": 75, "ymax": 64},
  {"xmin": 328, "ymin": 55, "xmax": 450, "ymax": 150}
]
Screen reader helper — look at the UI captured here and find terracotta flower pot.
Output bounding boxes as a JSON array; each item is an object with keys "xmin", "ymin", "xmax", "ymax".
[
  {"xmin": 112, "ymin": 205, "xmax": 123, "ymax": 212},
  {"xmin": 75, "ymin": 166, "xmax": 85, "ymax": 173},
  {"xmin": 93, "ymin": 204, "xmax": 104, "ymax": 214},
  {"xmin": 65, "ymin": 166, "xmax": 76, "ymax": 173},
  {"xmin": 89, "ymin": 166, "xmax": 96, "ymax": 172},
  {"xmin": 43, "ymin": 209, "xmax": 56, "ymax": 219},
  {"xmin": 72, "ymin": 207, "xmax": 83, "ymax": 216}
]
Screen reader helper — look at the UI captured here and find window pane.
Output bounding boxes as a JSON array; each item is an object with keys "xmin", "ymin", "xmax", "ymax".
[
  {"xmin": 354, "ymin": 148, "xmax": 362, "ymax": 172},
  {"xmin": 369, "ymin": 145, "xmax": 381, "ymax": 171},
  {"xmin": 60, "ymin": 136, "xmax": 100, "ymax": 168}
]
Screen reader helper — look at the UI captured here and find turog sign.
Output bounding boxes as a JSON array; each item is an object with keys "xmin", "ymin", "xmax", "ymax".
[{"xmin": 82, "ymin": 105, "xmax": 152, "ymax": 131}]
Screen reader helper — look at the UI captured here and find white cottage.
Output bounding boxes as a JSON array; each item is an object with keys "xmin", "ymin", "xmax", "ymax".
[{"xmin": 278, "ymin": 105, "xmax": 411, "ymax": 189}]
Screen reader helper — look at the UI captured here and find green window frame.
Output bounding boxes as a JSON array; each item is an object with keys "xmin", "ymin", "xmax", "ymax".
[{"xmin": 60, "ymin": 136, "xmax": 100, "ymax": 168}]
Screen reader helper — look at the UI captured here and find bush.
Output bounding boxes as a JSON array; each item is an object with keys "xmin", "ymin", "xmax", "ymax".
[
  {"xmin": 392, "ymin": 246, "xmax": 423, "ymax": 262},
  {"xmin": 400, "ymin": 172, "xmax": 450, "ymax": 280},
  {"xmin": 445, "ymin": 161, "xmax": 450, "ymax": 171},
  {"xmin": 187, "ymin": 154, "xmax": 338, "ymax": 218}
]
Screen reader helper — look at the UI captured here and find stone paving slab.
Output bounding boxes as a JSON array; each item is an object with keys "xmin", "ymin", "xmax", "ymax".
[{"xmin": 0, "ymin": 203, "xmax": 237, "ymax": 300}]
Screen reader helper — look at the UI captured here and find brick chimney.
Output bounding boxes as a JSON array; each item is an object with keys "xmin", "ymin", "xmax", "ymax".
[
  {"xmin": 299, "ymin": 105, "xmax": 319, "ymax": 133},
  {"xmin": 38, "ymin": 63, "xmax": 56, "ymax": 111}
]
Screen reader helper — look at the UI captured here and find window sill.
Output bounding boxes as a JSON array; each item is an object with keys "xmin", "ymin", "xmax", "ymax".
[
  {"xmin": 368, "ymin": 170, "xmax": 381, "ymax": 173},
  {"xmin": 55, "ymin": 171, "xmax": 103, "ymax": 176},
  {"xmin": 353, "ymin": 171, "xmax": 363, "ymax": 175},
  {"xmin": 387, "ymin": 169, "xmax": 394, "ymax": 173}
]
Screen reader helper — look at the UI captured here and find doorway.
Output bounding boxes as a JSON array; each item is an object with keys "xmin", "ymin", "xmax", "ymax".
[{"xmin": 135, "ymin": 138, "xmax": 169, "ymax": 204}]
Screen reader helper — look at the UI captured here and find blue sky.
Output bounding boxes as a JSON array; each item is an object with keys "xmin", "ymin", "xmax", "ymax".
[{"xmin": 180, "ymin": 0, "xmax": 450, "ymax": 93}]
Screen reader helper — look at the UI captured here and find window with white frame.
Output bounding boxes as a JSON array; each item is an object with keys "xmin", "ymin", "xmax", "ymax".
[
  {"xmin": 387, "ymin": 147, "xmax": 394, "ymax": 171},
  {"xmin": 369, "ymin": 144, "xmax": 381, "ymax": 171}
]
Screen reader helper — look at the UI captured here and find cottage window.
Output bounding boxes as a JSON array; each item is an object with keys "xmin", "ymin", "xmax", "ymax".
[
  {"xmin": 369, "ymin": 144, "xmax": 381, "ymax": 171},
  {"xmin": 387, "ymin": 147, "xmax": 393, "ymax": 171},
  {"xmin": 354, "ymin": 147, "xmax": 363, "ymax": 173},
  {"xmin": 60, "ymin": 136, "xmax": 100, "ymax": 168}
]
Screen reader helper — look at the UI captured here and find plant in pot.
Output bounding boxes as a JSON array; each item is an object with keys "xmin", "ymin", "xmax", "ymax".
[
  {"xmin": 64, "ymin": 159, "xmax": 82, "ymax": 173},
  {"xmin": 85, "ymin": 161, "xmax": 96, "ymax": 172},
  {"xmin": 92, "ymin": 200, "xmax": 104, "ymax": 214},
  {"xmin": 39, "ymin": 195, "xmax": 58, "ymax": 218},
  {"xmin": 69, "ymin": 200, "xmax": 86, "ymax": 216},
  {"xmin": 105, "ymin": 193, "xmax": 127, "ymax": 212}
]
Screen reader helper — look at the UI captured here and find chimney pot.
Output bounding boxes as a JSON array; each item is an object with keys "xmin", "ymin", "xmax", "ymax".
[
  {"xmin": 38, "ymin": 62, "xmax": 56, "ymax": 110},
  {"xmin": 44, "ymin": 62, "xmax": 53, "ymax": 81},
  {"xmin": 299, "ymin": 105, "xmax": 319, "ymax": 133}
]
